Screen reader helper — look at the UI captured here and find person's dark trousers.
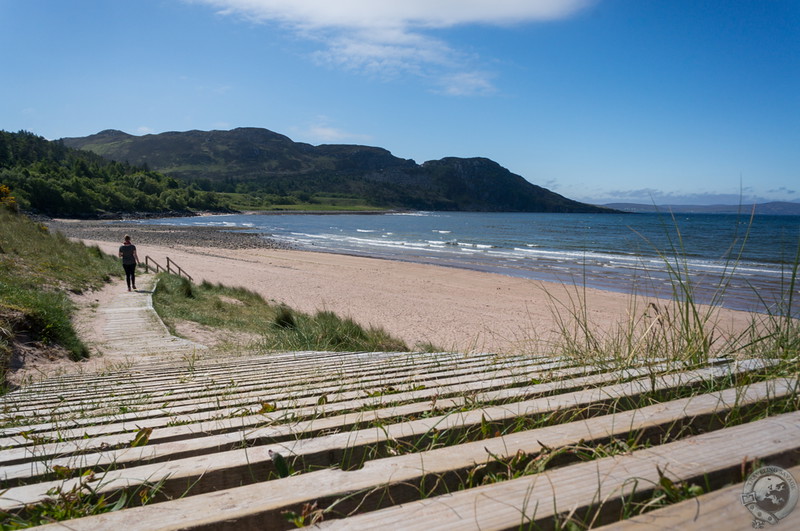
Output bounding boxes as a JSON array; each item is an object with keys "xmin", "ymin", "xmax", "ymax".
[{"xmin": 123, "ymin": 263, "xmax": 136, "ymax": 290}]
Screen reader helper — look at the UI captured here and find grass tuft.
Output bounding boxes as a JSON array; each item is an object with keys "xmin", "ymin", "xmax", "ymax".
[
  {"xmin": 152, "ymin": 273, "xmax": 409, "ymax": 352},
  {"xmin": 272, "ymin": 305, "xmax": 297, "ymax": 330}
]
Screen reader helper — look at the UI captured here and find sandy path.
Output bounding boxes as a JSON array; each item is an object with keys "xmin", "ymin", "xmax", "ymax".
[{"xmin": 78, "ymin": 238, "xmax": 754, "ymax": 355}]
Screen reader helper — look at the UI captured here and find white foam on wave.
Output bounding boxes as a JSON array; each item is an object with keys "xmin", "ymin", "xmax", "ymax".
[
  {"xmin": 193, "ymin": 220, "xmax": 239, "ymax": 227},
  {"xmin": 390, "ymin": 211, "xmax": 437, "ymax": 217}
]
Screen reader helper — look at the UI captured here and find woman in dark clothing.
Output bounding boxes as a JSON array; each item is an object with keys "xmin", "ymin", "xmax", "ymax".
[{"xmin": 119, "ymin": 235, "xmax": 140, "ymax": 291}]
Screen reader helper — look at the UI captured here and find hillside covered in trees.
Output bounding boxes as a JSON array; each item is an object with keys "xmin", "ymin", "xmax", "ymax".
[
  {"xmin": 0, "ymin": 131, "xmax": 229, "ymax": 218},
  {"xmin": 63, "ymin": 128, "xmax": 613, "ymax": 213}
]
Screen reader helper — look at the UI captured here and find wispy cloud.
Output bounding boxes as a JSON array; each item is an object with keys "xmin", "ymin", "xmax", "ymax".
[
  {"xmin": 767, "ymin": 186, "xmax": 797, "ymax": 196},
  {"xmin": 293, "ymin": 116, "xmax": 372, "ymax": 144},
  {"xmin": 435, "ymin": 71, "xmax": 497, "ymax": 96},
  {"xmin": 577, "ymin": 187, "xmax": 795, "ymax": 206},
  {"xmin": 188, "ymin": 0, "xmax": 593, "ymax": 94}
]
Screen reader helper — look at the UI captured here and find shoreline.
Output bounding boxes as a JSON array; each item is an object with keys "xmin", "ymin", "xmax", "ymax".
[
  {"xmin": 97, "ymin": 211, "xmax": 796, "ymax": 316},
  {"xmin": 48, "ymin": 220, "xmax": 758, "ymax": 354},
  {"xmin": 47, "ymin": 219, "xmax": 292, "ymax": 250}
]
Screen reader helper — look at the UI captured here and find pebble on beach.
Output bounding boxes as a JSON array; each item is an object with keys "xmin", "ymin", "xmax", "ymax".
[{"xmin": 45, "ymin": 220, "xmax": 292, "ymax": 251}]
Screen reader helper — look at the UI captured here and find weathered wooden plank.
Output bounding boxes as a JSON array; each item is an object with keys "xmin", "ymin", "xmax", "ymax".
[
  {"xmin": 0, "ymin": 355, "xmax": 736, "ymax": 445},
  {"xmin": 0, "ymin": 360, "xmax": 609, "ymax": 468},
  {"xmin": 2, "ymin": 350, "xmax": 444, "ymax": 402},
  {"xmin": 0, "ymin": 363, "xmax": 645, "ymax": 484},
  {"xmin": 2, "ymin": 351, "xmax": 409, "ymax": 415},
  {"xmin": 4, "ymin": 350, "xmax": 506, "ymax": 404},
  {"xmin": 3, "ymin": 353, "xmax": 561, "ymax": 419},
  {"xmin": 3, "ymin": 350, "xmax": 458, "ymax": 409},
  {"xmin": 27, "ymin": 388, "xmax": 800, "ymax": 530}
]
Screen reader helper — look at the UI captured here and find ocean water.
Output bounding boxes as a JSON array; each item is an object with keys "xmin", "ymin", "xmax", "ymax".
[{"xmin": 136, "ymin": 211, "xmax": 800, "ymax": 315}]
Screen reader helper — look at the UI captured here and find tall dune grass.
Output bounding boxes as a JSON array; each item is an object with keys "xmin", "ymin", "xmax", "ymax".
[{"xmin": 543, "ymin": 210, "xmax": 799, "ymax": 368}]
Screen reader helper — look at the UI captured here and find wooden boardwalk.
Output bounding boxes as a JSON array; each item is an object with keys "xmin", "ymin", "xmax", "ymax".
[
  {"xmin": 95, "ymin": 274, "xmax": 206, "ymax": 357},
  {"xmin": 1, "ymin": 284, "xmax": 798, "ymax": 529},
  {"xmin": 2, "ymin": 352, "xmax": 797, "ymax": 530}
]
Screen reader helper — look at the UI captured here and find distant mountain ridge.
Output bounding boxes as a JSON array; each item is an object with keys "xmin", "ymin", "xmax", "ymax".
[
  {"xmin": 604, "ymin": 202, "xmax": 800, "ymax": 216},
  {"xmin": 61, "ymin": 128, "xmax": 613, "ymax": 213}
]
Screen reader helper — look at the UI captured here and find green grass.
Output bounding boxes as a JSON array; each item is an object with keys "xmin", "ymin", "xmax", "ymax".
[
  {"xmin": 218, "ymin": 191, "xmax": 390, "ymax": 212},
  {"xmin": 0, "ymin": 209, "xmax": 122, "ymax": 386},
  {"xmin": 0, "ymin": 471, "xmax": 167, "ymax": 529},
  {"xmin": 152, "ymin": 273, "xmax": 409, "ymax": 352},
  {"xmin": 264, "ymin": 203, "xmax": 387, "ymax": 212}
]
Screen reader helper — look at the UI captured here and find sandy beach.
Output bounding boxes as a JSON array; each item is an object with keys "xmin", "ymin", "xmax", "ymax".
[{"xmin": 50, "ymin": 220, "xmax": 755, "ymax": 355}]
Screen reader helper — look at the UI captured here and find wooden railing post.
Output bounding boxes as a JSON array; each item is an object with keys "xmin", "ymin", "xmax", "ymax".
[
  {"xmin": 144, "ymin": 255, "xmax": 166, "ymax": 274},
  {"xmin": 165, "ymin": 257, "xmax": 193, "ymax": 282}
]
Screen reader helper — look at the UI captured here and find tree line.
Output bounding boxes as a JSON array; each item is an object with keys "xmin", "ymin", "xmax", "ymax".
[{"xmin": 0, "ymin": 130, "xmax": 230, "ymax": 217}]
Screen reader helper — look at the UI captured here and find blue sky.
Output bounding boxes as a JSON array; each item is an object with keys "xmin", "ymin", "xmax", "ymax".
[{"xmin": 1, "ymin": 0, "xmax": 798, "ymax": 205}]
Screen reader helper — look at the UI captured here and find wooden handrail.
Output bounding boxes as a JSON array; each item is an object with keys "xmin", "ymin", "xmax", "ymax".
[
  {"xmin": 144, "ymin": 256, "xmax": 166, "ymax": 274},
  {"xmin": 144, "ymin": 256, "xmax": 193, "ymax": 282},
  {"xmin": 166, "ymin": 257, "xmax": 193, "ymax": 282}
]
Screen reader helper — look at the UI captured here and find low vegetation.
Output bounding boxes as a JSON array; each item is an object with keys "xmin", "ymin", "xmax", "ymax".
[
  {"xmin": 152, "ymin": 274, "xmax": 409, "ymax": 353},
  {"xmin": 0, "ymin": 207, "xmax": 121, "ymax": 388}
]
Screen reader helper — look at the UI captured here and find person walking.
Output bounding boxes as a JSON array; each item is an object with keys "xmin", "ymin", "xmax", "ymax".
[{"xmin": 119, "ymin": 235, "xmax": 140, "ymax": 291}]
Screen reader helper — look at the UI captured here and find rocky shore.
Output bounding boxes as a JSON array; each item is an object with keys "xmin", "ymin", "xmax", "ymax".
[{"xmin": 45, "ymin": 220, "xmax": 292, "ymax": 250}]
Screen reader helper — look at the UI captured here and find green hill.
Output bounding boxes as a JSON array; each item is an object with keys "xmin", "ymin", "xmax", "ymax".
[{"xmin": 63, "ymin": 128, "xmax": 613, "ymax": 213}]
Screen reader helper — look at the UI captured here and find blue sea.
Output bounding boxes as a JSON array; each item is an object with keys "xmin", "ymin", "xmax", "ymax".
[{"xmin": 136, "ymin": 211, "xmax": 800, "ymax": 315}]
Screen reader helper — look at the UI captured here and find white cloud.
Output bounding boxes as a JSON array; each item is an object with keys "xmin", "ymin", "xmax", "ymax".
[
  {"xmin": 136, "ymin": 126, "xmax": 155, "ymax": 135},
  {"xmin": 188, "ymin": 0, "xmax": 593, "ymax": 94},
  {"xmin": 191, "ymin": 1, "xmax": 593, "ymax": 29}
]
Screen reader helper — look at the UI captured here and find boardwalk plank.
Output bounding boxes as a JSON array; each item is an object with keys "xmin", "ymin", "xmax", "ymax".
[{"xmin": 1, "ymin": 272, "xmax": 794, "ymax": 531}]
